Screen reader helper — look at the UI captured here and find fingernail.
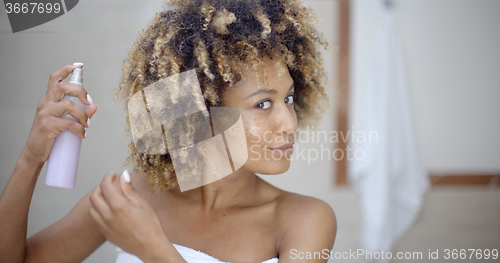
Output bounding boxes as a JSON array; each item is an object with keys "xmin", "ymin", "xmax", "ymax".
[
  {"xmin": 87, "ymin": 118, "xmax": 91, "ymax": 128},
  {"xmin": 123, "ymin": 169, "xmax": 131, "ymax": 183},
  {"xmin": 73, "ymin": 62, "xmax": 83, "ymax": 66},
  {"xmin": 84, "ymin": 130, "xmax": 87, "ymax": 138},
  {"xmin": 87, "ymin": 94, "xmax": 94, "ymax": 105}
]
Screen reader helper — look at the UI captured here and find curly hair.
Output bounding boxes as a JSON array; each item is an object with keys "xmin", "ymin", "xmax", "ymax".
[{"xmin": 114, "ymin": 0, "xmax": 331, "ymax": 196}]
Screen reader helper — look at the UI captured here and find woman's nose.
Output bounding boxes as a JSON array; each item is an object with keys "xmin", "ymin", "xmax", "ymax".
[{"xmin": 274, "ymin": 103, "xmax": 297, "ymax": 135}]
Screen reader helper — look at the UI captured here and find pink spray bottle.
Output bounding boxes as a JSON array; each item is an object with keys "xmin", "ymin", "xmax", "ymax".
[{"xmin": 45, "ymin": 63, "xmax": 87, "ymax": 189}]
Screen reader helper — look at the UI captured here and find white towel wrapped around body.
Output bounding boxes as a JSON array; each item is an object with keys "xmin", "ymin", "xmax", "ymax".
[{"xmin": 116, "ymin": 244, "xmax": 279, "ymax": 263}]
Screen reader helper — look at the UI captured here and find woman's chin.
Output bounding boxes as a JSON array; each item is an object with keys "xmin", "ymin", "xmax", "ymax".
[{"xmin": 243, "ymin": 158, "xmax": 292, "ymax": 175}]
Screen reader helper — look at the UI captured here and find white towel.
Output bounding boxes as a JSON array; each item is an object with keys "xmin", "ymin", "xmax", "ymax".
[
  {"xmin": 116, "ymin": 245, "xmax": 279, "ymax": 263},
  {"xmin": 347, "ymin": 1, "xmax": 430, "ymax": 262}
]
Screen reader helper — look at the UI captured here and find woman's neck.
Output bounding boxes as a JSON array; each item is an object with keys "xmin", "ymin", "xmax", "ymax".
[{"xmin": 171, "ymin": 169, "xmax": 259, "ymax": 213}]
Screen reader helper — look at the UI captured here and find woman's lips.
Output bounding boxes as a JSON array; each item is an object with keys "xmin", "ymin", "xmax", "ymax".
[{"xmin": 268, "ymin": 144, "xmax": 294, "ymax": 157}]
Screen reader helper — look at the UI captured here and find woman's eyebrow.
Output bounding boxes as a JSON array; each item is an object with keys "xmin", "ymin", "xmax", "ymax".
[{"xmin": 246, "ymin": 82, "xmax": 294, "ymax": 99}]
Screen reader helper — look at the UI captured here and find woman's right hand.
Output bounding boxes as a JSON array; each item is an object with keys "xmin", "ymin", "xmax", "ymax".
[{"xmin": 21, "ymin": 63, "xmax": 98, "ymax": 166}]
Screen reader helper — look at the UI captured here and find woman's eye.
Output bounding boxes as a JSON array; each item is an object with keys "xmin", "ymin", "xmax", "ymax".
[
  {"xmin": 285, "ymin": 94, "xmax": 295, "ymax": 104},
  {"xmin": 256, "ymin": 100, "xmax": 272, "ymax": 110}
]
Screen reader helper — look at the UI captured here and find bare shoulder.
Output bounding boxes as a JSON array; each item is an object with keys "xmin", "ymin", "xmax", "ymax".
[
  {"xmin": 275, "ymin": 191, "xmax": 337, "ymax": 231},
  {"xmin": 274, "ymin": 191, "xmax": 337, "ymax": 262},
  {"xmin": 257, "ymin": 178, "xmax": 337, "ymax": 229}
]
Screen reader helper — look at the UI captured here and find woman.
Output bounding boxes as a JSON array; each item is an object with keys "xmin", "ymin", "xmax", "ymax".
[{"xmin": 0, "ymin": 0, "xmax": 336, "ymax": 262}]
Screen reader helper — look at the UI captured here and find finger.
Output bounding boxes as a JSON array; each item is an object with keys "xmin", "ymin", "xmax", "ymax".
[
  {"xmin": 47, "ymin": 64, "xmax": 83, "ymax": 91},
  {"xmin": 119, "ymin": 170, "xmax": 141, "ymax": 204},
  {"xmin": 89, "ymin": 187, "xmax": 112, "ymax": 223},
  {"xmin": 48, "ymin": 81, "xmax": 91, "ymax": 106},
  {"xmin": 39, "ymin": 116, "xmax": 86, "ymax": 139},
  {"xmin": 100, "ymin": 173, "xmax": 126, "ymax": 210},
  {"xmin": 87, "ymin": 104, "xmax": 98, "ymax": 119},
  {"xmin": 55, "ymin": 117, "xmax": 87, "ymax": 139},
  {"xmin": 42, "ymin": 99, "xmax": 90, "ymax": 128}
]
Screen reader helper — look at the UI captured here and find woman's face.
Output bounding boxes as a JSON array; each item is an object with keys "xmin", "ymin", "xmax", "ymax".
[{"xmin": 222, "ymin": 58, "xmax": 297, "ymax": 175}]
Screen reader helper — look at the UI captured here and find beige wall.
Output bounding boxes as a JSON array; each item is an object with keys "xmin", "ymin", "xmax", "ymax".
[{"xmin": 0, "ymin": 0, "xmax": 499, "ymax": 263}]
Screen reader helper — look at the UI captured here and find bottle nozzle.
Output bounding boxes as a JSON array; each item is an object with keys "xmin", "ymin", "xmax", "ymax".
[{"xmin": 70, "ymin": 63, "xmax": 84, "ymax": 86}]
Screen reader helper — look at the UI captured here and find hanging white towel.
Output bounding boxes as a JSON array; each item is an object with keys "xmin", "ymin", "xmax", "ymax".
[{"xmin": 347, "ymin": 1, "xmax": 430, "ymax": 262}]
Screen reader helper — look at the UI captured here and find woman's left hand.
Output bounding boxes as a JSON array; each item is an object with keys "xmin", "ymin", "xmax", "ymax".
[{"xmin": 88, "ymin": 171, "xmax": 169, "ymax": 261}]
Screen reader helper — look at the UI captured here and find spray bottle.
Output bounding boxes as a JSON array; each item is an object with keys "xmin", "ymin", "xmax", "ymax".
[{"xmin": 45, "ymin": 62, "xmax": 87, "ymax": 189}]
